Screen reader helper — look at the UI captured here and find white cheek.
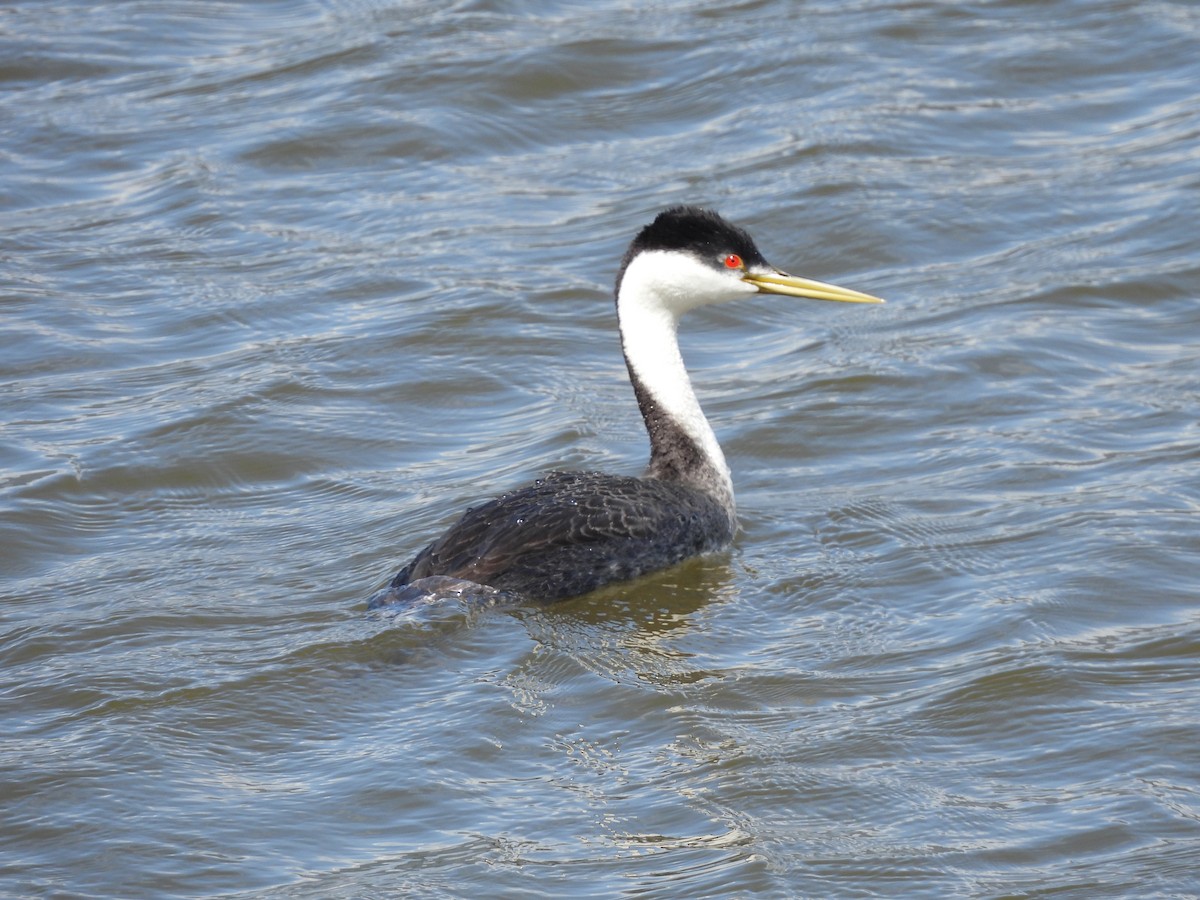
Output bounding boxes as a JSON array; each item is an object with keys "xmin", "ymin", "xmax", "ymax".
[{"xmin": 620, "ymin": 251, "xmax": 755, "ymax": 314}]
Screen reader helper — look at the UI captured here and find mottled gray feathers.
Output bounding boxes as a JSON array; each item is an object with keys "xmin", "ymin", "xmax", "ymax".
[{"xmin": 388, "ymin": 471, "xmax": 735, "ymax": 602}]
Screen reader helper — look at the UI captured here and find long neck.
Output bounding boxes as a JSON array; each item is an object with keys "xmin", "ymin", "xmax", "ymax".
[{"xmin": 617, "ymin": 296, "xmax": 735, "ymax": 510}]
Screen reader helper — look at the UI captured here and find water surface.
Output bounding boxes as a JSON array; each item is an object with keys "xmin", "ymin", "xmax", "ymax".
[{"xmin": 2, "ymin": 1, "xmax": 1199, "ymax": 897}]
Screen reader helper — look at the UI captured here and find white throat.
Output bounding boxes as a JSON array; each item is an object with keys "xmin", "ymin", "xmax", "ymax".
[{"xmin": 616, "ymin": 251, "xmax": 754, "ymax": 502}]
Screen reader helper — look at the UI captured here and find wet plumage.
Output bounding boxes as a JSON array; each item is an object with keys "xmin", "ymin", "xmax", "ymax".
[{"xmin": 393, "ymin": 471, "xmax": 734, "ymax": 602}]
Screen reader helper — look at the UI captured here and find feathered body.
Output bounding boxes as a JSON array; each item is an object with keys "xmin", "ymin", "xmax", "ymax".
[
  {"xmin": 368, "ymin": 206, "xmax": 881, "ymax": 608},
  {"xmin": 391, "ymin": 470, "xmax": 733, "ymax": 602}
]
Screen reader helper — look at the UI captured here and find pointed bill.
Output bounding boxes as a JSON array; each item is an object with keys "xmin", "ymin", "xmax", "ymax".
[{"xmin": 743, "ymin": 270, "xmax": 885, "ymax": 304}]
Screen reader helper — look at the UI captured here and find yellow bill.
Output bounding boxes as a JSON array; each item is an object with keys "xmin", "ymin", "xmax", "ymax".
[{"xmin": 744, "ymin": 270, "xmax": 885, "ymax": 304}]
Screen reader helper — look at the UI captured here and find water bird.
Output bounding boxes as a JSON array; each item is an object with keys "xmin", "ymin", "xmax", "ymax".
[{"xmin": 368, "ymin": 206, "xmax": 882, "ymax": 609}]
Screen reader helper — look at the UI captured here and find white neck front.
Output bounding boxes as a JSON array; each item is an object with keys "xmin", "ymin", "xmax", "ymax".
[{"xmin": 616, "ymin": 252, "xmax": 739, "ymax": 504}]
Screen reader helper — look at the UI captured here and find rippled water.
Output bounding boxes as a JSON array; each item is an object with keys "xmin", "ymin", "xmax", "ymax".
[{"xmin": 3, "ymin": 1, "xmax": 1199, "ymax": 897}]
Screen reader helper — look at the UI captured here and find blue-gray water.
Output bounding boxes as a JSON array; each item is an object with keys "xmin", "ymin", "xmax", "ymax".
[{"xmin": 3, "ymin": 1, "xmax": 1199, "ymax": 897}]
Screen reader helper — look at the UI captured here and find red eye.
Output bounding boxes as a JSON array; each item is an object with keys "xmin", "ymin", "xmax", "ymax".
[{"xmin": 724, "ymin": 254, "xmax": 743, "ymax": 269}]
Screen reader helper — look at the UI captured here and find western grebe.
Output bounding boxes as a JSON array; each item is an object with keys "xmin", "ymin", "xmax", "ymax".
[{"xmin": 368, "ymin": 206, "xmax": 882, "ymax": 609}]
